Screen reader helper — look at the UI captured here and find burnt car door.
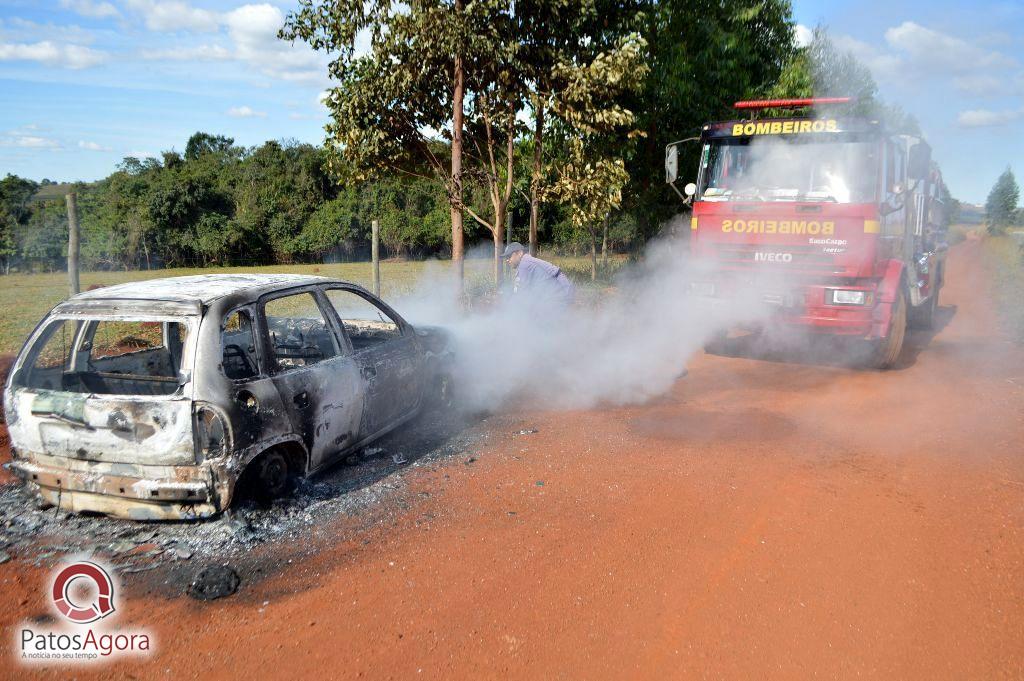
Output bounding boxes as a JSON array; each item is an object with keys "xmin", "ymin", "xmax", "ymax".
[
  {"xmin": 321, "ymin": 286, "xmax": 424, "ymax": 438},
  {"xmin": 258, "ymin": 289, "xmax": 364, "ymax": 470}
]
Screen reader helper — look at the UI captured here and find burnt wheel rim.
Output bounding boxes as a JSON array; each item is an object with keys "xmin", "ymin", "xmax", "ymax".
[{"xmin": 259, "ymin": 454, "xmax": 288, "ymax": 497}]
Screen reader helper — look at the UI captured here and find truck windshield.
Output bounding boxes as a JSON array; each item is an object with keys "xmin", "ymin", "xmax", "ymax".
[
  {"xmin": 698, "ymin": 135, "xmax": 879, "ymax": 203},
  {"xmin": 16, "ymin": 317, "xmax": 191, "ymax": 396}
]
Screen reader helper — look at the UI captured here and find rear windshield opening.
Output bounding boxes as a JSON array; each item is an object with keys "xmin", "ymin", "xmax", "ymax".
[{"xmin": 17, "ymin": 318, "xmax": 191, "ymax": 396}]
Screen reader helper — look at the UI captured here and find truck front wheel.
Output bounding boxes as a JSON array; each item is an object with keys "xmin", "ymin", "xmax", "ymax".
[{"xmin": 869, "ymin": 288, "xmax": 907, "ymax": 370}]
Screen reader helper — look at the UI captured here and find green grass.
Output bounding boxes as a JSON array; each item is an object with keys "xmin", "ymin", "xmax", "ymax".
[
  {"xmin": 0, "ymin": 255, "xmax": 621, "ymax": 356},
  {"xmin": 982, "ymin": 232, "xmax": 1024, "ymax": 344}
]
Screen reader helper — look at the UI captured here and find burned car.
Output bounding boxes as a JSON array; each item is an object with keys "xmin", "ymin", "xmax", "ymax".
[{"xmin": 3, "ymin": 274, "xmax": 452, "ymax": 520}]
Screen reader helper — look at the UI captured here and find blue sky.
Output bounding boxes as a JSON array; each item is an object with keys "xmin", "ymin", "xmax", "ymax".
[{"xmin": 1, "ymin": 0, "xmax": 1022, "ymax": 204}]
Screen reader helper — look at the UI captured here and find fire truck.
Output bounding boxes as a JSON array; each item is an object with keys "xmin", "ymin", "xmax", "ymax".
[{"xmin": 665, "ymin": 98, "xmax": 949, "ymax": 369}]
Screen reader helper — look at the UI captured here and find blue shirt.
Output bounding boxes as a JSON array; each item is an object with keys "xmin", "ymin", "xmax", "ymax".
[{"xmin": 513, "ymin": 254, "xmax": 575, "ymax": 306}]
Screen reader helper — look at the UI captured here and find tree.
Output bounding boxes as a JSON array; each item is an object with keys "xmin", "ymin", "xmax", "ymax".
[
  {"xmin": 0, "ymin": 174, "xmax": 38, "ymax": 273},
  {"xmin": 514, "ymin": 0, "xmax": 599, "ymax": 255},
  {"xmin": 985, "ymin": 167, "xmax": 1020, "ymax": 235},
  {"xmin": 282, "ymin": 0, "xmax": 506, "ymax": 290},
  {"xmin": 549, "ymin": 34, "xmax": 649, "ymax": 280},
  {"xmin": 769, "ymin": 26, "xmax": 920, "ymax": 133},
  {"xmin": 625, "ymin": 0, "xmax": 796, "ymax": 241},
  {"xmin": 185, "ymin": 133, "xmax": 235, "ymax": 161}
]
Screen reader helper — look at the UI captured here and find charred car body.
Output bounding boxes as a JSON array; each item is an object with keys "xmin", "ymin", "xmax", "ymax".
[{"xmin": 4, "ymin": 274, "xmax": 452, "ymax": 520}]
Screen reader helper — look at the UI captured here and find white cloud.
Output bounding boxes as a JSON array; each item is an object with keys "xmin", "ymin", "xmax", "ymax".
[
  {"xmin": 884, "ymin": 21, "xmax": 1017, "ymax": 73},
  {"xmin": 957, "ymin": 69, "xmax": 1024, "ymax": 98},
  {"xmin": 78, "ymin": 140, "xmax": 111, "ymax": 151},
  {"xmin": 60, "ymin": 0, "xmax": 119, "ymax": 19},
  {"xmin": 123, "ymin": 0, "xmax": 219, "ymax": 33},
  {"xmin": 226, "ymin": 105, "xmax": 266, "ymax": 118},
  {"xmin": 128, "ymin": 2, "xmax": 326, "ymax": 83},
  {"xmin": 141, "ymin": 44, "xmax": 231, "ymax": 61},
  {"xmin": 833, "ymin": 22, "xmax": 1023, "ymax": 99},
  {"xmin": 3, "ymin": 17, "xmax": 99, "ymax": 46},
  {"xmin": 832, "ymin": 34, "xmax": 902, "ymax": 81},
  {"xmin": 0, "ymin": 40, "xmax": 107, "ymax": 69},
  {"xmin": 957, "ymin": 108, "xmax": 1023, "ymax": 128},
  {"xmin": 223, "ymin": 3, "xmax": 324, "ymax": 83},
  {"xmin": 1, "ymin": 133, "xmax": 61, "ymax": 149},
  {"xmin": 794, "ymin": 24, "xmax": 813, "ymax": 49}
]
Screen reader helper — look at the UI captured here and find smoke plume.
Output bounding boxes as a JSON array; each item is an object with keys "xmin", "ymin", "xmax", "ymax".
[{"xmin": 396, "ymin": 230, "xmax": 773, "ymax": 411}]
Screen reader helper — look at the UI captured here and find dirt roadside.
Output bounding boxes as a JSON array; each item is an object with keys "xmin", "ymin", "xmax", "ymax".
[{"xmin": 3, "ymin": 238, "xmax": 1023, "ymax": 679}]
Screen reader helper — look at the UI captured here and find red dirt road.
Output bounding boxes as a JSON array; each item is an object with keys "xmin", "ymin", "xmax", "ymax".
[{"xmin": 4, "ymin": 239, "xmax": 1024, "ymax": 679}]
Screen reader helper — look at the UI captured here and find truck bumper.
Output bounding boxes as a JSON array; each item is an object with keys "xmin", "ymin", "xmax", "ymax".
[
  {"xmin": 696, "ymin": 281, "xmax": 889, "ymax": 340},
  {"xmin": 7, "ymin": 452, "xmax": 222, "ymax": 521},
  {"xmin": 780, "ymin": 303, "xmax": 887, "ymax": 338}
]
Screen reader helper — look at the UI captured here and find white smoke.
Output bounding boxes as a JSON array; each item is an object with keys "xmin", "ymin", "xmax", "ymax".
[{"xmin": 395, "ymin": 229, "xmax": 773, "ymax": 411}]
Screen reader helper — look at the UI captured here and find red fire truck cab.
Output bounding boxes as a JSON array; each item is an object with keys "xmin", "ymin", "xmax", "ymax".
[{"xmin": 666, "ymin": 99, "xmax": 948, "ymax": 369}]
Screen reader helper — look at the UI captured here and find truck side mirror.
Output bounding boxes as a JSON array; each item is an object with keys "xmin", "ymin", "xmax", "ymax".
[
  {"xmin": 908, "ymin": 142, "xmax": 931, "ymax": 181},
  {"xmin": 684, "ymin": 182, "xmax": 696, "ymax": 197},
  {"xmin": 665, "ymin": 144, "xmax": 679, "ymax": 184}
]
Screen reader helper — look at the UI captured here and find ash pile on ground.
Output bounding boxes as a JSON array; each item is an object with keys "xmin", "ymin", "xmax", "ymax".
[{"xmin": 0, "ymin": 409, "xmax": 522, "ymax": 596}]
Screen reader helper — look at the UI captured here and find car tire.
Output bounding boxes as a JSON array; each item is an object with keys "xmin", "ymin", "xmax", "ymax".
[
  {"xmin": 432, "ymin": 372, "xmax": 454, "ymax": 411},
  {"xmin": 249, "ymin": 450, "xmax": 291, "ymax": 502},
  {"xmin": 703, "ymin": 329, "xmax": 729, "ymax": 354}
]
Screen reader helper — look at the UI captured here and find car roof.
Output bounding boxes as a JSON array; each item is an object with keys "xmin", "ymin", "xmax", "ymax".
[{"xmin": 71, "ymin": 274, "xmax": 337, "ymax": 306}]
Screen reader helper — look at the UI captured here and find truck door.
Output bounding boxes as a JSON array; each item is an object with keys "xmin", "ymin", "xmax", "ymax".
[{"xmin": 879, "ymin": 139, "xmax": 910, "ymax": 261}]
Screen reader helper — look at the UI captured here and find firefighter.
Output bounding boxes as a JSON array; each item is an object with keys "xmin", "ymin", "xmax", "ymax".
[{"xmin": 501, "ymin": 242, "xmax": 575, "ymax": 311}]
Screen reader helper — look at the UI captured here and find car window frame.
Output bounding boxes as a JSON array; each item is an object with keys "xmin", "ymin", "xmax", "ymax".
[
  {"xmin": 219, "ymin": 304, "xmax": 265, "ymax": 382},
  {"xmin": 318, "ymin": 284, "xmax": 410, "ymax": 353},
  {"xmin": 13, "ymin": 313, "xmax": 197, "ymax": 399},
  {"xmin": 257, "ymin": 286, "xmax": 346, "ymax": 375}
]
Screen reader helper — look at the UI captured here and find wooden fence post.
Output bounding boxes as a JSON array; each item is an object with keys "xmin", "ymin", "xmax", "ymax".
[
  {"xmin": 66, "ymin": 192, "xmax": 80, "ymax": 296},
  {"xmin": 371, "ymin": 219, "xmax": 380, "ymax": 296}
]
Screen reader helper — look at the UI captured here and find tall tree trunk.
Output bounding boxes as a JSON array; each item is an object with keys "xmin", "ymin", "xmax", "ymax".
[
  {"xmin": 601, "ymin": 218, "xmax": 608, "ymax": 267},
  {"xmin": 450, "ymin": 1, "xmax": 465, "ymax": 293},
  {"xmin": 529, "ymin": 102, "xmax": 544, "ymax": 256},
  {"xmin": 589, "ymin": 226, "xmax": 597, "ymax": 281},
  {"xmin": 493, "ymin": 215, "xmax": 504, "ymax": 287}
]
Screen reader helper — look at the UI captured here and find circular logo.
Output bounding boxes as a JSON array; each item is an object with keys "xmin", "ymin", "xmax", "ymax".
[{"xmin": 51, "ymin": 561, "xmax": 116, "ymax": 624}]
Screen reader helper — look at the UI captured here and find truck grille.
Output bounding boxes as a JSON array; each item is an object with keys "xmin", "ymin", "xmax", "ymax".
[{"xmin": 712, "ymin": 243, "xmax": 844, "ymax": 273}]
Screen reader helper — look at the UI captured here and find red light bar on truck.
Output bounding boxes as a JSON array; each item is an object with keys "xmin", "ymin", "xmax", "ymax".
[{"xmin": 733, "ymin": 97, "xmax": 852, "ymax": 110}]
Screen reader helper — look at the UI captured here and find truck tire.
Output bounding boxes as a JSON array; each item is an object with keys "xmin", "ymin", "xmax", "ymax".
[
  {"xmin": 870, "ymin": 288, "xmax": 907, "ymax": 370},
  {"xmin": 909, "ymin": 288, "xmax": 938, "ymax": 330}
]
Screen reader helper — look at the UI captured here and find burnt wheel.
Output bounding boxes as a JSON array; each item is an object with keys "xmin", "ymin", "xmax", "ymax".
[
  {"xmin": 249, "ymin": 450, "xmax": 291, "ymax": 501},
  {"xmin": 435, "ymin": 373, "xmax": 454, "ymax": 411},
  {"xmin": 703, "ymin": 329, "xmax": 729, "ymax": 354}
]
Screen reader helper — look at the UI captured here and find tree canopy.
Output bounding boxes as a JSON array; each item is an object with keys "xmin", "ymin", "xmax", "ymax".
[
  {"xmin": 4, "ymin": 6, "xmax": 962, "ymax": 279},
  {"xmin": 985, "ymin": 167, "xmax": 1020, "ymax": 235}
]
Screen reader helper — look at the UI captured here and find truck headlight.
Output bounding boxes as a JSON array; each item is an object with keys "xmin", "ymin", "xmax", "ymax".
[
  {"xmin": 688, "ymin": 282, "xmax": 716, "ymax": 297},
  {"xmin": 829, "ymin": 289, "xmax": 873, "ymax": 306},
  {"xmin": 194, "ymin": 405, "xmax": 230, "ymax": 463}
]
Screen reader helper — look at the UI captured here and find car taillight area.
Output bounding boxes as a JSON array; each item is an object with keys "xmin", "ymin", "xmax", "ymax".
[{"xmin": 194, "ymin": 404, "xmax": 232, "ymax": 464}]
